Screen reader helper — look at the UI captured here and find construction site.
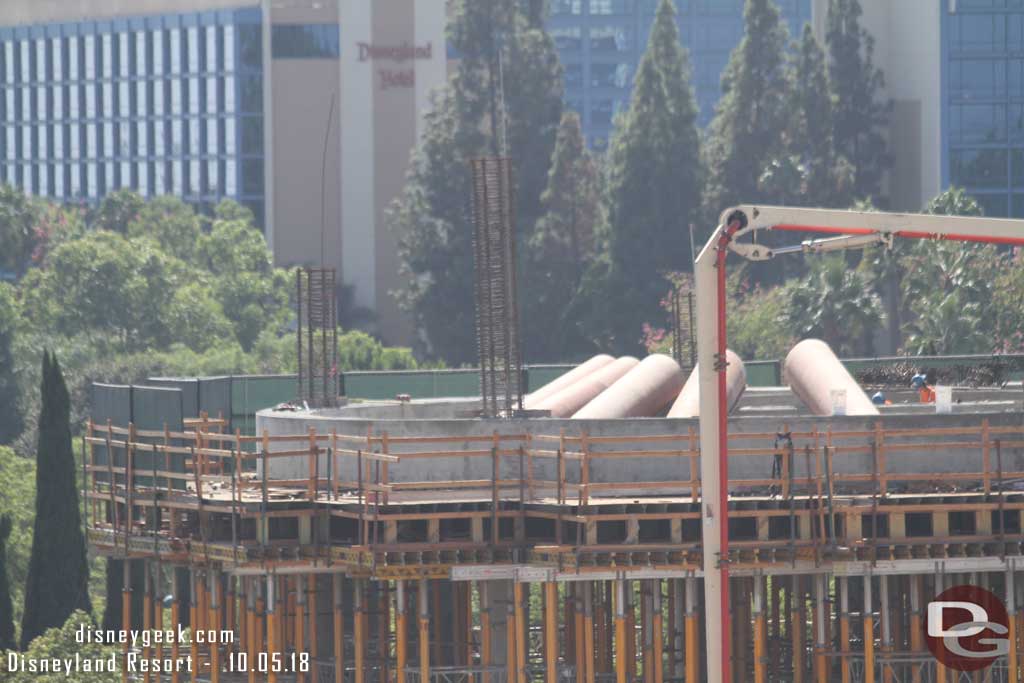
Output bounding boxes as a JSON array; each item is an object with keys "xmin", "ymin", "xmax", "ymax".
[{"xmin": 85, "ymin": 199, "xmax": 1024, "ymax": 683}]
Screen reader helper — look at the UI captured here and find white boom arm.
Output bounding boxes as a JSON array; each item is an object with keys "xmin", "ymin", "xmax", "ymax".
[{"xmin": 695, "ymin": 205, "xmax": 1024, "ymax": 683}]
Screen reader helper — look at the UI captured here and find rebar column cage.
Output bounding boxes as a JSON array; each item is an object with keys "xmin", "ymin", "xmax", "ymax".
[
  {"xmin": 670, "ymin": 282, "xmax": 696, "ymax": 375},
  {"xmin": 296, "ymin": 266, "xmax": 339, "ymax": 407},
  {"xmin": 470, "ymin": 157, "xmax": 523, "ymax": 418}
]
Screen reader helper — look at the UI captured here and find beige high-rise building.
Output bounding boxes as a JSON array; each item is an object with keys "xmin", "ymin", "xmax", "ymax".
[{"xmin": 0, "ymin": 0, "xmax": 449, "ymax": 345}]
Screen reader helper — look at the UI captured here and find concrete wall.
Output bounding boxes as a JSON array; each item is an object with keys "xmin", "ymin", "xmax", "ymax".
[{"xmin": 256, "ymin": 403, "xmax": 1024, "ymax": 496}]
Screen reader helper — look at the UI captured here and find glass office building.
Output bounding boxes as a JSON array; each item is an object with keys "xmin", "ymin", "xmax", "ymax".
[
  {"xmin": 942, "ymin": 0, "xmax": 1024, "ymax": 218},
  {"xmin": 0, "ymin": 6, "xmax": 265, "ymax": 223},
  {"xmin": 548, "ymin": 0, "xmax": 812, "ymax": 149}
]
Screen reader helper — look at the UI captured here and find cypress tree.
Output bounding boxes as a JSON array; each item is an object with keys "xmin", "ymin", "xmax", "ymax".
[
  {"xmin": 579, "ymin": 0, "xmax": 703, "ymax": 354},
  {"xmin": 826, "ymin": 0, "xmax": 889, "ymax": 200},
  {"xmin": 703, "ymin": 0, "xmax": 791, "ymax": 217},
  {"xmin": 19, "ymin": 351, "xmax": 91, "ymax": 649},
  {"xmin": 0, "ymin": 514, "xmax": 15, "ymax": 650},
  {"xmin": 391, "ymin": 0, "xmax": 563, "ymax": 364},
  {"xmin": 527, "ymin": 111, "xmax": 601, "ymax": 359}
]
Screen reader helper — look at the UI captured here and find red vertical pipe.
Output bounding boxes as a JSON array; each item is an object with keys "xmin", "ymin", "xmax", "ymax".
[{"xmin": 715, "ymin": 219, "xmax": 741, "ymax": 683}]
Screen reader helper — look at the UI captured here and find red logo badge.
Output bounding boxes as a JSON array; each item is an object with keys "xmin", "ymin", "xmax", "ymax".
[{"xmin": 926, "ymin": 584, "xmax": 1009, "ymax": 671}]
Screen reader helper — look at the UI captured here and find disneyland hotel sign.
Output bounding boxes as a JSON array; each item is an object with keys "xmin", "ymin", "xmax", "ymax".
[{"xmin": 357, "ymin": 42, "xmax": 432, "ymax": 90}]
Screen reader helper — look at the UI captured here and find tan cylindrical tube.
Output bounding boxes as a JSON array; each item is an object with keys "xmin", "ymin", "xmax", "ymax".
[
  {"xmin": 524, "ymin": 354, "xmax": 615, "ymax": 409},
  {"xmin": 574, "ymin": 354, "xmax": 686, "ymax": 419},
  {"xmin": 534, "ymin": 357, "xmax": 640, "ymax": 417},
  {"xmin": 668, "ymin": 349, "xmax": 747, "ymax": 418},
  {"xmin": 783, "ymin": 339, "xmax": 879, "ymax": 416}
]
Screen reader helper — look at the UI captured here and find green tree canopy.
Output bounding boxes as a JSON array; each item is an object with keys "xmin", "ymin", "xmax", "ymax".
[
  {"xmin": 20, "ymin": 352, "xmax": 91, "ymax": 649},
  {"xmin": 783, "ymin": 24, "xmax": 854, "ymax": 208},
  {"xmin": 786, "ymin": 255, "xmax": 884, "ymax": 356},
  {"xmin": 577, "ymin": 0, "xmax": 703, "ymax": 354},
  {"xmin": 0, "ymin": 284, "xmax": 22, "ymax": 443},
  {"xmin": 391, "ymin": 0, "xmax": 563, "ymax": 364},
  {"xmin": 127, "ymin": 195, "xmax": 202, "ymax": 262},
  {"xmin": 826, "ymin": 0, "xmax": 889, "ymax": 200},
  {"xmin": 0, "ymin": 184, "xmax": 40, "ymax": 277},
  {"xmin": 526, "ymin": 111, "xmax": 601, "ymax": 359},
  {"xmin": 703, "ymin": 0, "xmax": 791, "ymax": 217},
  {"xmin": 90, "ymin": 189, "xmax": 144, "ymax": 235},
  {"xmin": 0, "ymin": 514, "xmax": 15, "ymax": 651}
]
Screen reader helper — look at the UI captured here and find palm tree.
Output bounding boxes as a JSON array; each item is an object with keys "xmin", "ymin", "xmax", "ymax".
[
  {"xmin": 904, "ymin": 290, "xmax": 988, "ymax": 355},
  {"xmin": 786, "ymin": 255, "xmax": 885, "ymax": 356}
]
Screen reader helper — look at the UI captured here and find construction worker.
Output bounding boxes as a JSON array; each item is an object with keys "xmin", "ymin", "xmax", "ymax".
[{"xmin": 911, "ymin": 373, "xmax": 935, "ymax": 403}]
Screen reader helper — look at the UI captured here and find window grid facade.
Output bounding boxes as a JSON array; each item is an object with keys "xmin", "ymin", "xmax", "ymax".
[
  {"xmin": 549, "ymin": 0, "xmax": 812, "ymax": 149},
  {"xmin": 942, "ymin": 0, "xmax": 1024, "ymax": 218},
  {"xmin": 0, "ymin": 6, "xmax": 264, "ymax": 224}
]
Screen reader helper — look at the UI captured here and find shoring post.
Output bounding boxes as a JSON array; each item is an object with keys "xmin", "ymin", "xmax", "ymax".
[
  {"xmin": 880, "ymin": 576, "xmax": 892, "ymax": 683},
  {"xmin": 626, "ymin": 581, "xmax": 636, "ymax": 673},
  {"xmin": 480, "ymin": 582, "xmax": 492, "ymax": 683},
  {"xmin": 333, "ymin": 575, "xmax": 344, "ymax": 683},
  {"xmin": 1008, "ymin": 568, "xmax": 1019, "ymax": 683},
  {"xmin": 354, "ymin": 579, "xmax": 366, "ymax": 683},
  {"xmin": 508, "ymin": 588, "xmax": 518, "ymax": 683},
  {"xmin": 382, "ymin": 582, "xmax": 393, "ymax": 683},
  {"xmin": 839, "ymin": 577, "xmax": 850, "ymax": 683},
  {"xmin": 666, "ymin": 581, "xmax": 676, "ymax": 681},
  {"xmin": 210, "ymin": 570, "xmax": 221, "ymax": 683},
  {"xmin": 641, "ymin": 583, "xmax": 652, "ymax": 683},
  {"xmin": 595, "ymin": 584, "xmax": 607, "ymax": 677},
  {"xmin": 397, "ymin": 580, "xmax": 408, "ymax": 683},
  {"xmin": 585, "ymin": 583, "xmax": 596, "ymax": 683},
  {"xmin": 153, "ymin": 565, "xmax": 164, "ymax": 677},
  {"xmin": 863, "ymin": 575, "xmax": 875, "ymax": 683},
  {"xmin": 247, "ymin": 579, "xmax": 257, "ymax": 683},
  {"xmin": 515, "ymin": 581, "xmax": 528, "ymax": 683},
  {"xmin": 226, "ymin": 575, "xmax": 236, "ymax": 656},
  {"xmin": 267, "ymin": 574, "xmax": 278, "ymax": 683},
  {"xmin": 171, "ymin": 569, "xmax": 181, "ymax": 683},
  {"xmin": 575, "ymin": 585, "xmax": 586, "ymax": 683},
  {"xmin": 295, "ymin": 574, "xmax": 306, "ymax": 683},
  {"xmin": 653, "ymin": 581, "xmax": 664, "ymax": 683},
  {"xmin": 190, "ymin": 569, "xmax": 199, "ymax": 683},
  {"xmin": 909, "ymin": 576, "xmax": 922, "ymax": 683},
  {"xmin": 308, "ymin": 575, "xmax": 318, "ymax": 660},
  {"xmin": 814, "ymin": 575, "xmax": 826, "ymax": 683},
  {"xmin": 419, "ymin": 579, "xmax": 430, "ymax": 683},
  {"xmin": 753, "ymin": 576, "xmax": 766, "ymax": 683},
  {"xmin": 672, "ymin": 579, "xmax": 684, "ymax": 681},
  {"xmin": 615, "ymin": 579, "xmax": 628, "ymax": 683},
  {"xmin": 255, "ymin": 582, "xmax": 266, "ymax": 681},
  {"xmin": 143, "ymin": 562, "xmax": 153, "ymax": 683},
  {"xmin": 791, "ymin": 576, "xmax": 803, "ymax": 683},
  {"xmin": 545, "ymin": 581, "xmax": 559, "ymax": 683},
  {"xmin": 685, "ymin": 577, "xmax": 698, "ymax": 683}
]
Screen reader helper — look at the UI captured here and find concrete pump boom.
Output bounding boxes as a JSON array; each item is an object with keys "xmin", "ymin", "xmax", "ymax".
[{"xmin": 694, "ymin": 205, "xmax": 1024, "ymax": 683}]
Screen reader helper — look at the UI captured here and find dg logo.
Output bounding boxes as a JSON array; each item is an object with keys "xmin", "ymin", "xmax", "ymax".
[{"xmin": 926, "ymin": 584, "xmax": 1010, "ymax": 672}]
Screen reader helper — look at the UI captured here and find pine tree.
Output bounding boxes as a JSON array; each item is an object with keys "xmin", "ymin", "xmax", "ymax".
[
  {"xmin": 0, "ymin": 514, "xmax": 15, "ymax": 651},
  {"xmin": 785, "ymin": 24, "xmax": 854, "ymax": 208},
  {"xmin": 19, "ymin": 351, "xmax": 91, "ymax": 649},
  {"xmin": 703, "ymin": 0, "xmax": 791, "ymax": 217},
  {"xmin": 580, "ymin": 0, "xmax": 703, "ymax": 354},
  {"xmin": 527, "ymin": 111, "xmax": 601, "ymax": 359},
  {"xmin": 391, "ymin": 0, "xmax": 563, "ymax": 364},
  {"xmin": 826, "ymin": 0, "xmax": 889, "ymax": 200}
]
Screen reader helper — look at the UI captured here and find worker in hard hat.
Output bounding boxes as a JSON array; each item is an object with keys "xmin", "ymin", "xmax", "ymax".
[
  {"xmin": 871, "ymin": 391, "xmax": 892, "ymax": 406},
  {"xmin": 911, "ymin": 373, "xmax": 935, "ymax": 403}
]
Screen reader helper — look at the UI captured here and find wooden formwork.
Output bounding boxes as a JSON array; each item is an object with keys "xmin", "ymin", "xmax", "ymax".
[{"xmin": 83, "ymin": 415, "xmax": 1024, "ymax": 683}]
